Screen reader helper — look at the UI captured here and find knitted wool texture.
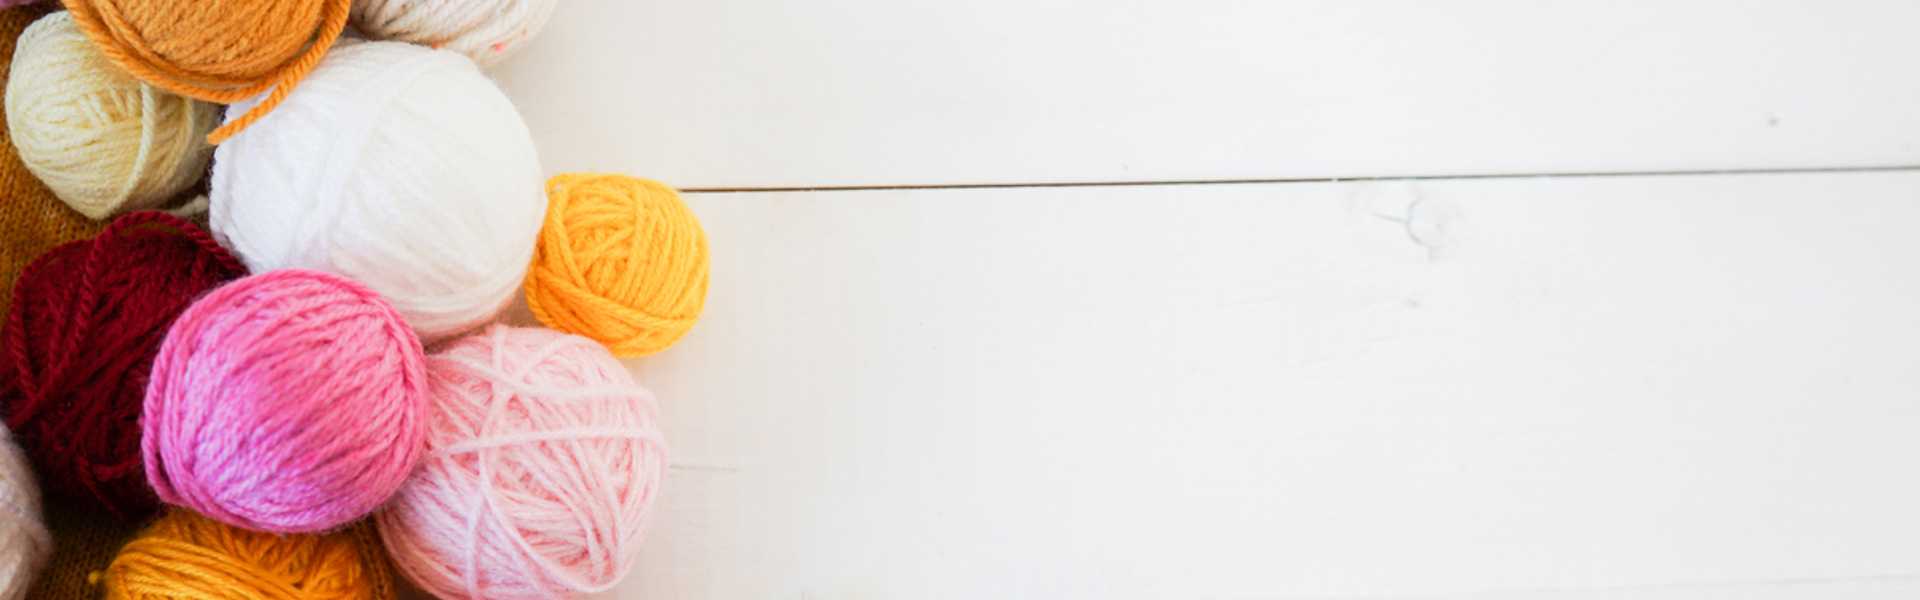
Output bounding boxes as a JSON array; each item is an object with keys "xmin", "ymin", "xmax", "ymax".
[
  {"xmin": 59, "ymin": 0, "xmax": 349, "ymax": 143},
  {"xmin": 143, "ymin": 270, "xmax": 427, "ymax": 533},
  {"xmin": 0, "ymin": 423, "xmax": 49, "ymax": 600},
  {"xmin": 103, "ymin": 510, "xmax": 399, "ymax": 600},
  {"xmin": 5, "ymin": 11, "xmax": 218, "ymax": 220},
  {"xmin": 0, "ymin": 212, "xmax": 245, "ymax": 523},
  {"xmin": 22, "ymin": 496, "xmax": 138, "ymax": 600},
  {"xmin": 0, "ymin": 2, "xmax": 109, "ymax": 317},
  {"xmin": 378, "ymin": 325, "xmax": 665, "ymax": 600},
  {"xmin": 527, "ymin": 174, "xmax": 709, "ymax": 357},
  {"xmin": 351, "ymin": 0, "xmax": 558, "ymax": 68},
  {"xmin": 209, "ymin": 41, "xmax": 546, "ymax": 345}
]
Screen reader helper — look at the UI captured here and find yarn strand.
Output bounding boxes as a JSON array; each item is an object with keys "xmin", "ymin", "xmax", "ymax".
[{"xmin": 60, "ymin": 0, "xmax": 351, "ymax": 143}]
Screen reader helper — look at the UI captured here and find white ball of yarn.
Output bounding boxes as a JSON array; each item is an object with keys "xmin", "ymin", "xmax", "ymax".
[
  {"xmin": 377, "ymin": 325, "xmax": 665, "ymax": 600},
  {"xmin": 351, "ymin": 0, "xmax": 558, "ymax": 68},
  {"xmin": 0, "ymin": 423, "xmax": 50, "ymax": 600},
  {"xmin": 5, "ymin": 11, "xmax": 219, "ymax": 220},
  {"xmin": 209, "ymin": 40, "xmax": 546, "ymax": 344}
]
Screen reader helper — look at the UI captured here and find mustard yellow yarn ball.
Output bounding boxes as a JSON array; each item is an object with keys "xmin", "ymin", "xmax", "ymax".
[
  {"xmin": 103, "ymin": 510, "xmax": 398, "ymax": 600},
  {"xmin": 4, "ymin": 11, "xmax": 217, "ymax": 220},
  {"xmin": 526, "ymin": 173, "xmax": 710, "ymax": 357}
]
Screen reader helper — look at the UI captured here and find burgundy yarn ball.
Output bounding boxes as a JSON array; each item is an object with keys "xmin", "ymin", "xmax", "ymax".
[{"xmin": 0, "ymin": 212, "xmax": 245, "ymax": 522}]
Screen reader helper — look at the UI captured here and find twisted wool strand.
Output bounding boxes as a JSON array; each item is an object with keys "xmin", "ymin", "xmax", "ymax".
[
  {"xmin": 527, "ymin": 174, "xmax": 709, "ymax": 357},
  {"xmin": 351, "ymin": 0, "xmax": 557, "ymax": 68},
  {"xmin": 378, "ymin": 325, "xmax": 666, "ymax": 600},
  {"xmin": 60, "ymin": 0, "xmax": 349, "ymax": 143},
  {"xmin": 5, "ymin": 11, "xmax": 218, "ymax": 219},
  {"xmin": 0, "ymin": 212, "xmax": 244, "ymax": 523},
  {"xmin": 104, "ymin": 510, "xmax": 398, "ymax": 600}
]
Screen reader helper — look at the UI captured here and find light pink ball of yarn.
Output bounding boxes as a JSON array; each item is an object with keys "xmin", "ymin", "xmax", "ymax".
[
  {"xmin": 377, "ymin": 324, "xmax": 666, "ymax": 600},
  {"xmin": 143, "ymin": 269, "xmax": 428, "ymax": 533}
]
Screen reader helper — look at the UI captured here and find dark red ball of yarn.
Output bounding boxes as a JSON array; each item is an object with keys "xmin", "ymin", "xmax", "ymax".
[{"xmin": 0, "ymin": 211, "xmax": 245, "ymax": 522}]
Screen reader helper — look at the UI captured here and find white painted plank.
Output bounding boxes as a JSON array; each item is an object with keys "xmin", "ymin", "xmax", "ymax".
[
  {"xmin": 578, "ymin": 170, "xmax": 1920, "ymax": 600},
  {"xmin": 494, "ymin": 1, "xmax": 1920, "ymax": 189}
]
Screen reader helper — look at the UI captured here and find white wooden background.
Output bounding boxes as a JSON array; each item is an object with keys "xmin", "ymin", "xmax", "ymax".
[{"xmin": 491, "ymin": 2, "xmax": 1920, "ymax": 599}]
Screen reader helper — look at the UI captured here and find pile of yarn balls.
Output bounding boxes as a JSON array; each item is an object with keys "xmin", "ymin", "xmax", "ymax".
[{"xmin": 0, "ymin": 0, "xmax": 710, "ymax": 598}]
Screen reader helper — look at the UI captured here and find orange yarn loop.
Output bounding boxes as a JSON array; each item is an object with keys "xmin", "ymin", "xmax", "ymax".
[
  {"xmin": 60, "ymin": 0, "xmax": 350, "ymax": 144},
  {"xmin": 527, "ymin": 173, "xmax": 710, "ymax": 357},
  {"xmin": 103, "ymin": 510, "xmax": 397, "ymax": 600}
]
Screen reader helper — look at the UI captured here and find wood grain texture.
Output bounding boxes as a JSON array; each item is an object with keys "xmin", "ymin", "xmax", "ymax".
[
  {"xmin": 493, "ymin": 1, "xmax": 1920, "ymax": 189},
  {"xmin": 606, "ymin": 170, "xmax": 1920, "ymax": 599}
]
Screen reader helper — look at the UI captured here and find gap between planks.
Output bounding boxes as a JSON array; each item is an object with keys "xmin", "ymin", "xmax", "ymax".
[{"xmin": 680, "ymin": 164, "xmax": 1920, "ymax": 194}]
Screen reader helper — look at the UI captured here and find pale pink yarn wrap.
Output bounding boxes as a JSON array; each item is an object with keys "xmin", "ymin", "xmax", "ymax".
[
  {"xmin": 143, "ymin": 269, "xmax": 428, "ymax": 533},
  {"xmin": 377, "ymin": 324, "xmax": 666, "ymax": 600}
]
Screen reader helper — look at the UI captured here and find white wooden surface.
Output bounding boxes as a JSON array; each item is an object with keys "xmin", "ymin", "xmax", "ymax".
[
  {"xmin": 495, "ymin": 0, "xmax": 1920, "ymax": 189},
  {"xmin": 487, "ymin": 2, "xmax": 1920, "ymax": 598},
  {"xmin": 594, "ymin": 171, "xmax": 1920, "ymax": 600}
]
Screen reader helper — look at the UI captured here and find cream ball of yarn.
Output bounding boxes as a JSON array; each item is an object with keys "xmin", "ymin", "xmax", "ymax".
[
  {"xmin": 209, "ymin": 40, "xmax": 546, "ymax": 344},
  {"xmin": 351, "ymin": 0, "xmax": 558, "ymax": 68},
  {"xmin": 0, "ymin": 423, "xmax": 50, "ymax": 600},
  {"xmin": 4, "ymin": 11, "xmax": 218, "ymax": 220}
]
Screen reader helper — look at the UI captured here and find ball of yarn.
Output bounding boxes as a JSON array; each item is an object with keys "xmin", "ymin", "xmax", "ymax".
[
  {"xmin": 209, "ymin": 41, "xmax": 545, "ymax": 345},
  {"xmin": 0, "ymin": 212, "xmax": 244, "ymax": 523},
  {"xmin": 104, "ymin": 509, "xmax": 399, "ymax": 600},
  {"xmin": 0, "ymin": 2, "xmax": 42, "ymax": 11},
  {"xmin": 5, "ymin": 12, "xmax": 219, "ymax": 220},
  {"xmin": 377, "ymin": 324, "xmax": 665, "ymax": 600},
  {"xmin": 143, "ymin": 269, "xmax": 427, "ymax": 533},
  {"xmin": 527, "ymin": 174, "xmax": 709, "ymax": 357},
  {"xmin": 351, "ymin": 0, "xmax": 558, "ymax": 68},
  {"xmin": 0, "ymin": 423, "xmax": 49, "ymax": 600},
  {"xmin": 59, "ymin": 0, "xmax": 350, "ymax": 143}
]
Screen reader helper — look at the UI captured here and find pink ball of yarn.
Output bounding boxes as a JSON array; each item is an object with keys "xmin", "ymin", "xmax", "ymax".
[
  {"xmin": 144, "ymin": 269, "xmax": 427, "ymax": 533},
  {"xmin": 377, "ymin": 324, "xmax": 665, "ymax": 600}
]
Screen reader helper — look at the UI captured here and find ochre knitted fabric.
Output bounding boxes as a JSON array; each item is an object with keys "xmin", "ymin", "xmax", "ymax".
[
  {"xmin": 344, "ymin": 522, "xmax": 403, "ymax": 600},
  {"xmin": 24, "ymin": 494, "xmax": 140, "ymax": 600},
  {"xmin": 0, "ymin": 3, "xmax": 109, "ymax": 317}
]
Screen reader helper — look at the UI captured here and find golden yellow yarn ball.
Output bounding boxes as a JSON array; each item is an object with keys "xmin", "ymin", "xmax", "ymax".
[
  {"xmin": 526, "ymin": 173, "xmax": 710, "ymax": 357},
  {"xmin": 3, "ymin": 11, "xmax": 218, "ymax": 220},
  {"xmin": 103, "ymin": 510, "xmax": 397, "ymax": 600}
]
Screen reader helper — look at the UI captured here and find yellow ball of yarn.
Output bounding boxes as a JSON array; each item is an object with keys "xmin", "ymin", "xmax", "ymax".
[
  {"xmin": 3, "ymin": 11, "xmax": 218, "ymax": 220},
  {"xmin": 103, "ymin": 510, "xmax": 398, "ymax": 600},
  {"xmin": 526, "ymin": 173, "xmax": 710, "ymax": 357}
]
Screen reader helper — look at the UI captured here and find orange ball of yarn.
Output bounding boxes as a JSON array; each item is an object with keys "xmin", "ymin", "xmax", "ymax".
[
  {"xmin": 526, "ymin": 173, "xmax": 710, "ymax": 357},
  {"xmin": 103, "ymin": 510, "xmax": 397, "ymax": 600},
  {"xmin": 59, "ymin": 0, "xmax": 349, "ymax": 143}
]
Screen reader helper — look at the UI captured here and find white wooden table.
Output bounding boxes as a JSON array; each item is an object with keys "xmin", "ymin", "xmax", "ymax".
[{"xmin": 493, "ymin": 2, "xmax": 1920, "ymax": 598}]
